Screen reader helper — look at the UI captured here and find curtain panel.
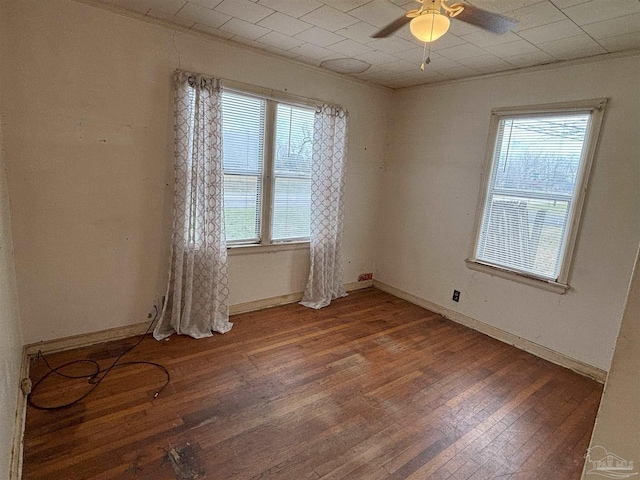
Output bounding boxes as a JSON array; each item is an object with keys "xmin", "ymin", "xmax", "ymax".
[
  {"xmin": 301, "ymin": 104, "xmax": 349, "ymax": 309},
  {"xmin": 154, "ymin": 70, "xmax": 233, "ymax": 340}
]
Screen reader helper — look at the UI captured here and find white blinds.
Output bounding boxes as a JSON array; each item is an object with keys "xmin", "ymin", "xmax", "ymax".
[
  {"xmin": 272, "ymin": 104, "xmax": 314, "ymax": 241},
  {"xmin": 476, "ymin": 113, "xmax": 591, "ymax": 280},
  {"xmin": 221, "ymin": 91, "xmax": 265, "ymax": 243}
]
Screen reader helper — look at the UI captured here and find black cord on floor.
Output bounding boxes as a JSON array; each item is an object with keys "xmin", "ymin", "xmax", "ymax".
[{"xmin": 28, "ymin": 306, "xmax": 170, "ymax": 410}]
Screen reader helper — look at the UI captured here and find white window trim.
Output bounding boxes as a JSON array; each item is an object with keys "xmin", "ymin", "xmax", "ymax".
[
  {"xmin": 227, "ymin": 240, "xmax": 309, "ymax": 256},
  {"xmin": 467, "ymin": 98, "xmax": 607, "ymax": 293},
  {"xmin": 221, "ymin": 82, "xmax": 317, "ymax": 252}
]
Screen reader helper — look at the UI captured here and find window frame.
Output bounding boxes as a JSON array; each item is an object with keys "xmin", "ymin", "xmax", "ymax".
[
  {"xmin": 466, "ymin": 99, "xmax": 607, "ymax": 294},
  {"xmin": 221, "ymin": 83, "xmax": 316, "ymax": 251}
]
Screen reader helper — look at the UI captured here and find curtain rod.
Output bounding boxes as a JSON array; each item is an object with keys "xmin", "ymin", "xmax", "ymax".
[
  {"xmin": 175, "ymin": 69, "xmax": 342, "ymax": 111},
  {"xmin": 221, "ymin": 78, "xmax": 325, "ymax": 109}
]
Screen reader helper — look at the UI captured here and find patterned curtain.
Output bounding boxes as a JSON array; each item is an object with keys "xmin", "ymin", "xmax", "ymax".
[
  {"xmin": 301, "ymin": 104, "xmax": 349, "ymax": 309},
  {"xmin": 154, "ymin": 70, "xmax": 233, "ymax": 340}
]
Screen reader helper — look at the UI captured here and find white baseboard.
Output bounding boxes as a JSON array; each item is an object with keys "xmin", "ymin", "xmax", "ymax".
[
  {"xmin": 24, "ymin": 280, "xmax": 374, "ymax": 356},
  {"xmin": 24, "ymin": 321, "xmax": 152, "ymax": 357},
  {"xmin": 10, "ymin": 347, "xmax": 29, "ymax": 480},
  {"xmin": 373, "ymin": 280, "xmax": 607, "ymax": 383},
  {"xmin": 230, "ymin": 280, "xmax": 372, "ymax": 315}
]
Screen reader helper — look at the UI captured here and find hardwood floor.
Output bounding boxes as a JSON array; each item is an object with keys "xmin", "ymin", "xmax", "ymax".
[{"xmin": 23, "ymin": 288, "xmax": 602, "ymax": 479}]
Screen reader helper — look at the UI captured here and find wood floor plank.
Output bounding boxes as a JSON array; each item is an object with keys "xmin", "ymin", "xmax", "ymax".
[{"xmin": 23, "ymin": 288, "xmax": 602, "ymax": 480}]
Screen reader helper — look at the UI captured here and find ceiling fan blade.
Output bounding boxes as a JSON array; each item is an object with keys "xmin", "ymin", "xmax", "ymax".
[
  {"xmin": 371, "ymin": 15, "xmax": 412, "ymax": 38},
  {"xmin": 453, "ymin": 4, "xmax": 518, "ymax": 34}
]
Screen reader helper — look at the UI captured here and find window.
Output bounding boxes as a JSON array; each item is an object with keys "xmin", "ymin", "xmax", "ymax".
[
  {"xmin": 220, "ymin": 90, "xmax": 315, "ymax": 245},
  {"xmin": 468, "ymin": 100, "xmax": 606, "ymax": 292}
]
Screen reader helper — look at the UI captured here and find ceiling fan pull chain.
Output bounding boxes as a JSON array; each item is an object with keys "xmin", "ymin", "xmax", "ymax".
[
  {"xmin": 421, "ymin": 41, "xmax": 430, "ymax": 70},
  {"xmin": 420, "ymin": 18, "xmax": 435, "ymax": 71}
]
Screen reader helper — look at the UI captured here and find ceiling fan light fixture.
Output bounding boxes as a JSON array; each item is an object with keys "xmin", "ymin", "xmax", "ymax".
[{"xmin": 409, "ymin": 12, "xmax": 450, "ymax": 42}]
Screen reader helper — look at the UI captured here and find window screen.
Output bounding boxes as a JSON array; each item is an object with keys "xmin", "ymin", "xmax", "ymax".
[
  {"xmin": 476, "ymin": 113, "xmax": 591, "ymax": 280},
  {"xmin": 221, "ymin": 91, "xmax": 265, "ymax": 243},
  {"xmin": 272, "ymin": 104, "xmax": 314, "ymax": 241}
]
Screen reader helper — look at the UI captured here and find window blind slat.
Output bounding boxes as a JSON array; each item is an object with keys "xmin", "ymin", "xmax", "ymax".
[
  {"xmin": 477, "ymin": 113, "xmax": 590, "ymax": 280},
  {"xmin": 272, "ymin": 104, "xmax": 314, "ymax": 241},
  {"xmin": 221, "ymin": 92, "xmax": 265, "ymax": 243}
]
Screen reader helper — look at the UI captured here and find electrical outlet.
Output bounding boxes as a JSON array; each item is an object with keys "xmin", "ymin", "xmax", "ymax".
[
  {"xmin": 148, "ymin": 295, "xmax": 164, "ymax": 319},
  {"xmin": 452, "ymin": 290, "xmax": 460, "ymax": 302},
  {"xmin": 358, "ymin": 273, "xmax": 373, "ymax": 282}
]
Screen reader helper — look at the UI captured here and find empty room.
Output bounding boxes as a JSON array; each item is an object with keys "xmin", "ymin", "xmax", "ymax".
[{"xmin": 1, "ymin": 0, "xmax": 639, "ymax": 479}]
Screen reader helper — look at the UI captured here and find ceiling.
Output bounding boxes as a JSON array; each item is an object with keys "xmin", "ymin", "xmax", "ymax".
[{"xmin": 89, "ymin": 0, "xmax": 640, "ymax": 89}]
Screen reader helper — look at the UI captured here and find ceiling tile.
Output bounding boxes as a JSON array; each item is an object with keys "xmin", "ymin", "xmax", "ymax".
[
  {"xmin": 438, "ymin": 65, "xmax": 480, "ymax": 79},
  {"xmin": 357, "ymin": 64, "xmax": 407, "ymax": 80},
  {"xmin": 448, "ymin": 18, "xmax": 486, "ymax": 36},
  {"xmin": 256, "ymin": 31, "xmax": 305, "ymax": 50},
  {"xmin": 369, "ymin": 36, "xmax": 417, "ymax": 53},
  {"xmin": 147, "ymin": 8, "xmax": 196, "ymax": 28},
  {"xmin": 517, "ymin": 18, "xmax": 585, "ymax": 43},
  {"xmin": 562, "ymin": 0, "xmax": 640, "ymax": 26},
  {"xmin": 457, "ymin": 54, "xmax": 513, "ymax": 72},
  {"xmin": 348, "ymin": 0, "xmax": 407, "ymax": 28},
  {"xmin": 430, "ymin": 33, "xmax": 468, "ymax": 51},
  {"xmin": 263, "ymin": 45, "xmax": 301, "ymax": 59},
  {"xmin": 484, "ymin": 39, "xmax": 541, "ymax": 57},
  {"xmin": 256, "ymin": 0, "xmax": 322, "ymax": 18},
  {"xmin": 502, "ymin": 49, "xmax": 555, "ymax": 66},
  {"xmin": 320, "ymin": 0, "xmax": 372, "ymax": 13},
  {"xmin": 461, "ymin": 30, "xmax": 520, "ymax": 48},
  {"xmin": 87, "ymin": 0, "xmax": 640, "ymax": 88},
  {"xmin": 214, "ymin": 0, "xmax": 274, "ymax": 23},
  {"xmin": 192, "ymin": 23, "xmax": 234, "ymax": 38},
  {"xmin": 581, "ymin": 13, "xmax": 640, "ymax": 39},
  {"xmin": 288, "ymin": 42, "xmax": 338, "ymax": 60},
  {"xmin": 299, "ymin": 5, "xmax": 359, "ymax": 31},
  {"xmin": 220, "ymin": 17, "xmax": 270, "ymax": 40},
  {"xmin": 177, "ymin": 3, "xmax": 230, "ymax": 28},
  {"xmin": 507, "ymin": 1, "xmax": 566, "ymax": 31},
  {"xmin": 548, "ymin": 0, "xmax": 590, "ymax": 8},
  {"xmin": 141, "ymin": 0, "xmax": 188, "ymax": 15},
  {"xmin": 404, "ymin": 73, "xmax": 447, "ymax": 86},
  {"xmin": 393, "ymin": 26, "xmax": 418, "ymax": 43},
  {"xmin": 258, "ymin": 12, "xmax": 312, "ymax": 36},
  {"xmin": 464, "ymin": 0, "xmax": 543, "ymax": 15},
  {"xmin": 294, "ymin": 26, "xmax": 345, "ymax": 46},
  {"xmin": 393, "ymin": 46, "xmax": 429, "ymax": 62},
  {"xmin": 188, "ymin": 0, "xmax": 223, "ymax": 8},
  {"xmin": 404, "ymin": 67, "xmax": 447, "ymax": 80},
  {"xmin": 436, "ymin": 42, "xmax": 486, "ymax": 60},
  {"xmin": 334, "ymin": 21, "xmax": 379, "ymax": 43},
  {"xmin": 597, "ymin": 31, "xmax": 640, "ymax": 51},
  {"xmin": 355, "ymin": 49, "xmax": 399, "ymax": 64},
  {"xmin": 420, "ymin": 56, "xmax": 465, "ymax": 71},
  {"xmin": 538, "ymin": 33, "xmax": 607, "ymax": 59},
  {"xmin": 327, "ymin": 38, "xmax": 373, "ymax": 56},
  {"xmin": 382, "ymin": 58, "xmax": 421, "ymax": 73},
  {"xmin": 394, "ymin": 0, "xmax": 419, "ymax": 10}
]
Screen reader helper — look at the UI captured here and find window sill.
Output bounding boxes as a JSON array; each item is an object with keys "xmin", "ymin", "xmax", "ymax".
[
  {"xmin": 228, "ymin": 241, "xmax": 310, "ymax": 256},
  {"xmin": 465, "ymin": 259, "xmax": 569, "ymax": 294}
]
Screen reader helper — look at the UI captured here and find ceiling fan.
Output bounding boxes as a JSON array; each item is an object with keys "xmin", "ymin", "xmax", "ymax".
[{"xmin": 372, "ymin": 0, "xmax": 518, "ymax": 43}]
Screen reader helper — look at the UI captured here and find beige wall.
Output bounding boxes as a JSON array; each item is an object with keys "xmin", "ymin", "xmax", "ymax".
[
  {"xmin": 376, "ymin": 54, "xmax": 640, "ymax": 371},
  {"xmin": 0, "ymin": 0, "xmax": 391, "ymax": 344},
  {"xmin": 1, "ymin": 1, "xmax": 640, "ymax": 472},
  {"xmin": 582, "ymin": 242, "xmax": 640, "ymax": 477},
  {"xmin": 1, "ymin": 0, "xmax": 637, "ymax": 375}
]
